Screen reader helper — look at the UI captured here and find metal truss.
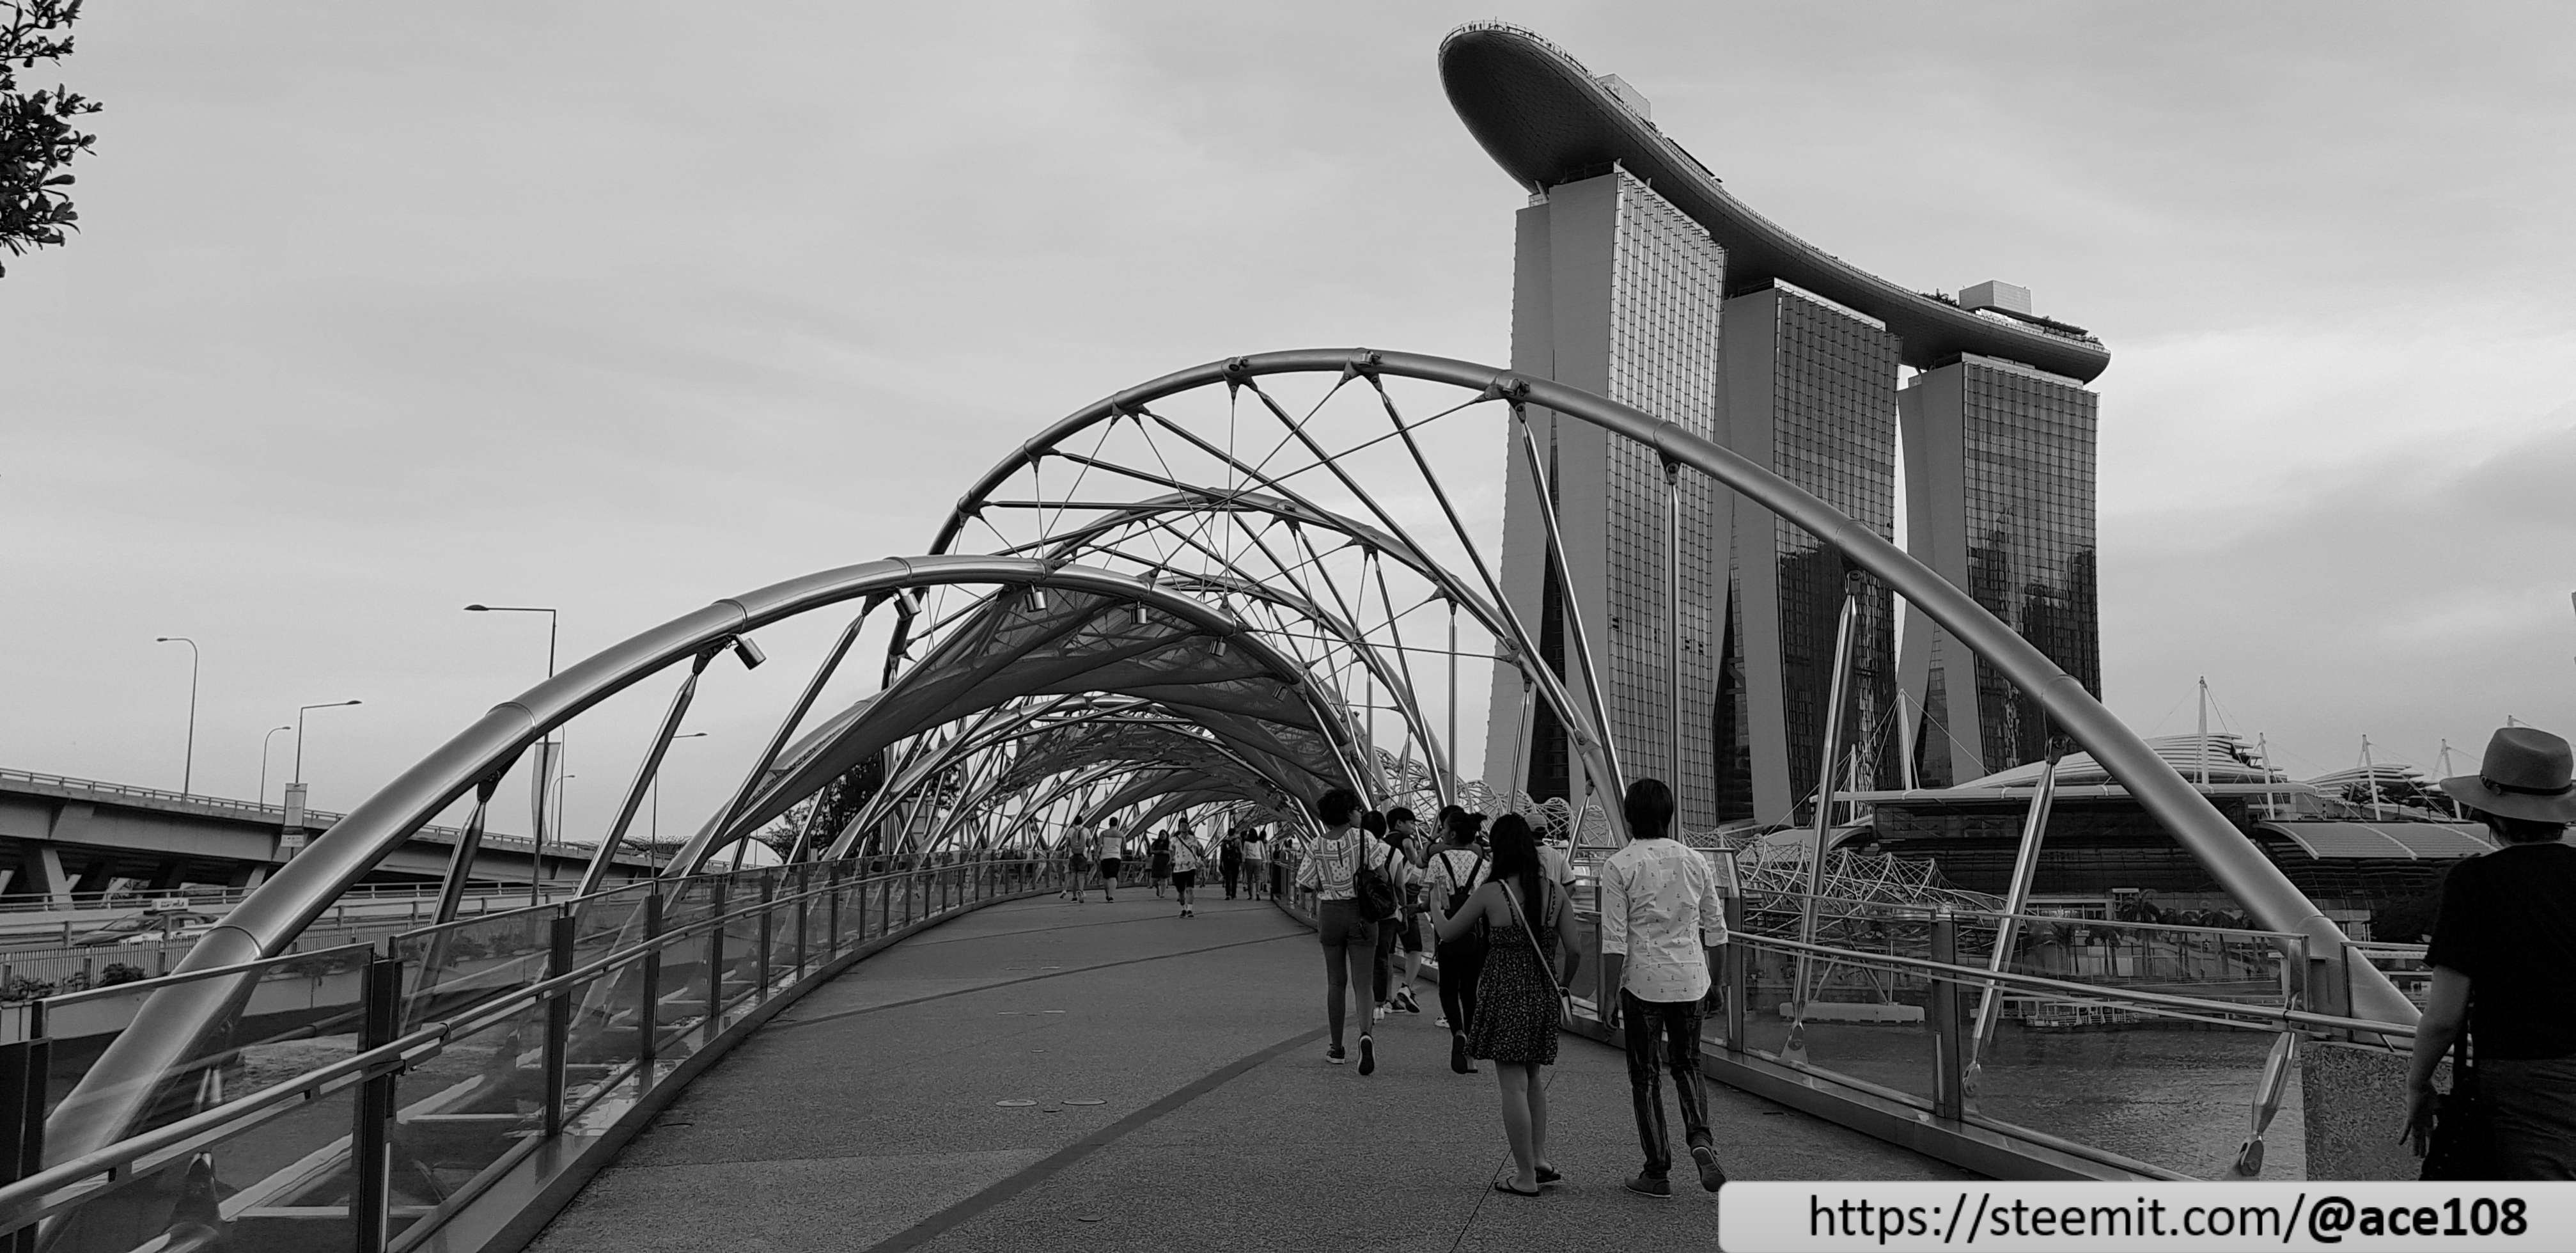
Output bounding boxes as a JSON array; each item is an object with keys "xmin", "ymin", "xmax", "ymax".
[{"xmin": 61, "ymin": 345, "xmax": 2417, "ymax": 1168}]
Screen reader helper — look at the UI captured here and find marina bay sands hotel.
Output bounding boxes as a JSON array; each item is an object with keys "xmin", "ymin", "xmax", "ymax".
[{"xmin": 1447, "ymin": 24, "xmax": 2109, "ymax": 828}]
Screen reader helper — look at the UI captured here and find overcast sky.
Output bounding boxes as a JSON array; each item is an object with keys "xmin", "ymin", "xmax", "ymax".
[{"xmin": 5, "ymin": 1, "xmax": 2572, "ymax": 832}]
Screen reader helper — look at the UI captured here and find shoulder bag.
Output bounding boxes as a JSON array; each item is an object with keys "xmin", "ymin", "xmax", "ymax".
[
  {"xmin": 2421, "ymin": 1025, "xmax": 2499, "ymax": 1180},
  {"xmin": 1352, "ymin": 839, "xmax": 1398, "ymax": 923}
]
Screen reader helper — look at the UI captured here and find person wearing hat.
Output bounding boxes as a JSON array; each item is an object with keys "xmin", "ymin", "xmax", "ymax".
[{"xmin": 2403, "ymin": 726, "xmax": 2576, "ymax": 1178}]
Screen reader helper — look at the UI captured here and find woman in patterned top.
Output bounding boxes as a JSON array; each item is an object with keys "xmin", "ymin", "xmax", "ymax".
[{"xmin": 1436, "ymin": 813, "xmax": 1582, "ymax": 1196}]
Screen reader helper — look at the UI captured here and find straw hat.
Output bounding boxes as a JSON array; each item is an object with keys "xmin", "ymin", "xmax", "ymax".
[{"xmin": 2439, "ymin": 727, "xmax": 2576, "ymax": 824}]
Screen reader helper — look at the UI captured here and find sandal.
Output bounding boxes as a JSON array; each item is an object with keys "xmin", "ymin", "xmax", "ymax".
[
  {"xmin": 1492, "ymin": 1181, "xmax": 1542, "ymax": 1197},
  {"xmin": 1535, "ymin": 1165, "xmax": 1563, "ymax": 1185}
]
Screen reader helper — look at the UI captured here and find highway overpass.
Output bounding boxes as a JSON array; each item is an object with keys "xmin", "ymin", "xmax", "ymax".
[{"xmin": 0, "ymin": 767, "xmax": 658, "ymax": 905}]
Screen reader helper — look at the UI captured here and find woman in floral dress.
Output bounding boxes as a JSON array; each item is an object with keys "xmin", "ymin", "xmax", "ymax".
[{"xmin": 1435, "ymin": 813, "xmax": 1582, "ymax": 1196}]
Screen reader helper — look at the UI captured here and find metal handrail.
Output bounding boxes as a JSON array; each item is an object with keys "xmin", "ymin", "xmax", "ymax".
[
  {"xmin": 1738, "ymin": 932, "xmax": 2412, "ymax": 1039},
  {"xmin": 0, "ymin": 856, "xmax": 1047, "ymax": 1234}
]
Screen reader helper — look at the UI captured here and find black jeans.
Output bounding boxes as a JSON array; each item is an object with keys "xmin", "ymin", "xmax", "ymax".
[
  {"xmin": 1316, "ymin": 900, "xmax": 1379, "ymax": 1048},
  {"xmin": 1221, "ymin": 858, "xmax": 1242, "ymax": 898},
  {"xmin": 1434, "ymin": 936, "xmax": 1484, "ymax": 1034},
  {"xmin": 1621, "ymin": 990, "xmax": 1712, "ymax": 1178}
]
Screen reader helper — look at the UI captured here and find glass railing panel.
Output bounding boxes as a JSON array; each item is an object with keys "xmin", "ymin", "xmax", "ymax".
[
  {"xmin": 388, "ymin": 1000, "xmax": 549, "ymax": 1215},
  {"xmin": 37, "ymin": 944, "xmax": 375, "ymax": 1166},
  {"xmin": 40, "ymin": 1080, "xmax": 359, "ymax": 1252},
  {"xmin": 1967, "ymin": 1007, "xmax": 2306, "ymax": 1179},
  {"xmin": 391, "ymin": 908, "xmax": 557, "ymax": 1033}
]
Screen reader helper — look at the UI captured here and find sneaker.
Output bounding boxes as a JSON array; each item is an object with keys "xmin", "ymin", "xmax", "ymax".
[
  {"xmin": 1434, "ymin": 1016, "xmax": 1450, "ymax": 1028},
  {"xmin": 1450, "ymin": 1034, "xmax": 1476, "ymax": 1075},
  {"xmin": 1395, "ymin": 986, "xmax": 1421, "ymax": 1013},
  {"xmin": 1325, "ymin": 1044, "xmax": 1347, "ymax": 1065},
  {"xmin": 1623, "ymin": 1173, "xmax": 1673, "ymax": 1199},
  {"xmin": 1357, "ymin": 1034, "xmax": 1377, "ymax": 1076},
  {"xmin": 1690, "ymin": 1144, "xmax": 1728, "ymax": 1192}
]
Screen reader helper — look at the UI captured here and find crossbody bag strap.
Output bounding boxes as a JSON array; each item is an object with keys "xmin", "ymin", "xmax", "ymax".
[{"xmin": 1503, "ymin": 879, "xmax": 1564, "ymax": 996}]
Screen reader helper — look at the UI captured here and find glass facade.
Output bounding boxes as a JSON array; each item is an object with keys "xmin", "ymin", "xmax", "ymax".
[
  {"xmin": 1958, "ymin": 358, "xmax": 2101, "ymax": 769},
  {"xmin": 1509, "ymin": 169, "xmax": 1725, "ymax": 828},
  {"xmin": 1713, "ymin": 288, "xmax": 1901, "ymax": 821},
  {"xmin": 1599, "ymin": 172, "xmax": 1724, "ymax": 826}
]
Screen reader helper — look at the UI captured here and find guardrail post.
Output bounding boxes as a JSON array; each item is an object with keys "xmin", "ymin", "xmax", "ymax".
[
  {"xmin": 353, "ymin": 954, "xmax": 403, "ymax": 1252},
  {"xmin": 1, "ymin": 1005, "xmax": 49, "ymax": 1253},
  {"xmin": 543, "ymin": 913, "xmax": 575, "ymax": 1137},
  {"xmin": 827, "ymin": 866, "xmax": 845, "ymax": 957},
  {"xmin": 756, "ymin": 876, "xmax": 776, "ymax": 994},
  {"xmin": 1929, "ymin": 908, "xmax": 1965, "ymax": 1123},
  {"xmin": 1722, "ymin": 894, "xmax": 1746, "ymax": 1055},
  {"xmin": 705, "ymin": 878, "xmax": 729, "ymax": 1038},
  {"xmin": 627, "ymin": 892, "xmax": 660, "ymax": 1098},
  {"xmin": 794, "ymin": 884, "xmax": 811, "ymax": 980}
]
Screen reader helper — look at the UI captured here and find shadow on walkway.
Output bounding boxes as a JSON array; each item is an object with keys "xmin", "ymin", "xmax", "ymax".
[{"xmin": 529, "ymin": 894, "xmax": 1965, "ymax": 1252}]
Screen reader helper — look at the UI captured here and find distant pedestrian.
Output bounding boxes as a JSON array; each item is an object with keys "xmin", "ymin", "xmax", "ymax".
[
  {"xmin": 1219, "ymin": 828, "xmax": 1245, "ymax": 899},
  {"xmin": 1600, "ymin": 778, "xmax": 1728, "ymax": 1197},
  {"xmin": 1063, "ymin": 824, "xmax": 1093, "ymax": 903},
  {"xmin": 1427, "ymin": 809, "xmax": 1491, "ymax": 1072},
  {"xmin": 1384, "ymin": 807, "xmax": 1428, "ymax": 1016},
  {"xmin": 1357, "ymin": 810, "xmax": 1414, "ymax": 1023},
  {"xmin": 2404, "ymin": 726, "xmax": 2576, "ymax": 1178},
  {"xmin": 1170, "ymin": 827, "xmax": 1204, "ymax": 918},
  {"xmin": 1092, "ymin": 817, "xmax": 1127, "ymax": 902},
  {"xmin": 1437, "ymin": 813, "xmax": 1581, "ymax": 1195},
  {"xmin": 1297, "ymin": 788, "xmax": 1401, "ymax": 1073},
  {"xmin": 1149, "ymin": 831, "xmax": 1175, "ymax": 897}
]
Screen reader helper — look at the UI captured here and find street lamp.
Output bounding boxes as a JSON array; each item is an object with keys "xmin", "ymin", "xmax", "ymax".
[
  {"xmin": 649, "ymin": 732, "xmax": 711, "ymax": 871},
  {"xmin": 258, "ymin": 725, "xmax": 292, "ymax": 807},
  {"xmin": 153, "ymin": 637, "xmax": 199, "ymax": 796},
  {"xmin": 293, "ymin": 700, "xmax": 364, "ymax": 789},
  {"xmin": 467, "ymin": 604, "xmax": 565, "ymax": 902},
  {"xmin": 463, "ymin": 604, "xmax": 557, "ymax": 676}
]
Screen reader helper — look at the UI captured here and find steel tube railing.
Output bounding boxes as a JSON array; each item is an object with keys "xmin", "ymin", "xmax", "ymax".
[{"xmin": 1, "ymin": 856, "xmax": 1045, "ymax": 1241}]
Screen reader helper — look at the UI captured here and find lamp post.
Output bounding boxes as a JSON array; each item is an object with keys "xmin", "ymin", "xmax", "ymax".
[
  {"xmin": 258, "ymin": 724, "xmax": 291, "ymax": 807},
  {"xmin": 467, "ymin": 604, "xmax": 563, "ymax": 902},
  {"xmin": 153, "ymin": 637, "xmax": 199, "ymax": 797},
  {"xmin": 650, "ymin": 733, "xmax": 711, "ymax": 872},
  {"xmin": 293, "ymin": 700, "xmax": 364, "ymax": 789}
]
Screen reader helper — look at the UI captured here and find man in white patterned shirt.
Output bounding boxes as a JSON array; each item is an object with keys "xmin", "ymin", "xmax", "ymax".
[{"xmin": 1600, "ymin": 778, "xmax": 1728, "ymax": 1198}]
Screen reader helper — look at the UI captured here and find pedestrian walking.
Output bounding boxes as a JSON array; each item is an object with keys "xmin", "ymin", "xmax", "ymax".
[
  {"xmin": 1297, "ymin": 787, "xmax": 1401, "ymax": 1074},
  {"xmin": 1148, "ymin": 831, "xmax": 1174, "ymax": 897},
  {"xmin": 1064, "ymin": 824, "xmax": 1093, "ymax": 903},
  {"xmin": 1436, "ymin": 813, "xmax": 1581, "ymax": 1196},
  {"xmin": 1600, "ymin": 778, "xmax": 1728, "ymax": 1197},
  {"xmin": 1219, "ymin": 827, "xmax": 1245, "ymax": 899},
  {"xmin": 1383, "ymin": 807, "xmax": 1428, "ymax": 1016},
  {"xmin": 2403, "ymin": 726, "xmax": 2576, "ymax": 1178},
  {"xmin": 1092, "ymin": 817, "xmax": 1127, "ymax": 901},
  {"xmin": 1357, "ymin": 810, "xmax": 1412, "ymax": 1021},
  {"xmin": 1170, "ymin": 828, "xmax": 1204, "ymax": 917},
  {"xmin": 1426, "ymin": 808, "xmax": 1490, "ymax": 1072}
]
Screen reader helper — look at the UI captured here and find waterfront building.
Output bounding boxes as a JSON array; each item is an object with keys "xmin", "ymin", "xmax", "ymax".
[
  {"xmin": 1481, "ymin": 168, "xmax": 1726, "ymax": 826},
  {"xmin": 1896, "ymin": 350, "xmax": 2103, "ymax": 786},
  {"xmin": 1442, "ymin": 22, "xmax": 2111, "ymax": 825}
]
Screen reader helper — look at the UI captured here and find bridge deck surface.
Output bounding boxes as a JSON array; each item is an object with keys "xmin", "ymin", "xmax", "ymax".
[{"xmin": 530, "ymin": 893, "xmax": 1965, "ymax": 1252}]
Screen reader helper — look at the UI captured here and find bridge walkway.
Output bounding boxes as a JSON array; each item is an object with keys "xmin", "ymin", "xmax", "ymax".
[{"xmin": 528, "ymin": 893, "xmax": 1965, "ymax": 1252}]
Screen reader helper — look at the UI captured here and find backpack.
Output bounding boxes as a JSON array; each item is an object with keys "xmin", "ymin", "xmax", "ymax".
[{"xmin": 1438, "ymin": 848, "xmax": 1487, "ymax": 917}]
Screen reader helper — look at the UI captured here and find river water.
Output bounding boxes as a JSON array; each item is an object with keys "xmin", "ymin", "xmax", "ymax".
[{"xmin": 1733, "ymin": 1017, "xmax": 2305, "ymax": 1179}]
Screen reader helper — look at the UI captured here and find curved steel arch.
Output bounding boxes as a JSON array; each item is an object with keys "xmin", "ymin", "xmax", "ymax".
[
  {"xmin": 935, "ymin": 346, "xmax": 2412, "ymax": 1025},
  {"xmin": 942, "ymin": 424, "xmax": 1633, "ymax": 835},
  {"xmin": 662, "ymin": 574, "xmax": 1365, "ymax": 872},
  {"xmin": 49, "ymin": 556, "xmax": 1361, "ymax": 1163}
]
